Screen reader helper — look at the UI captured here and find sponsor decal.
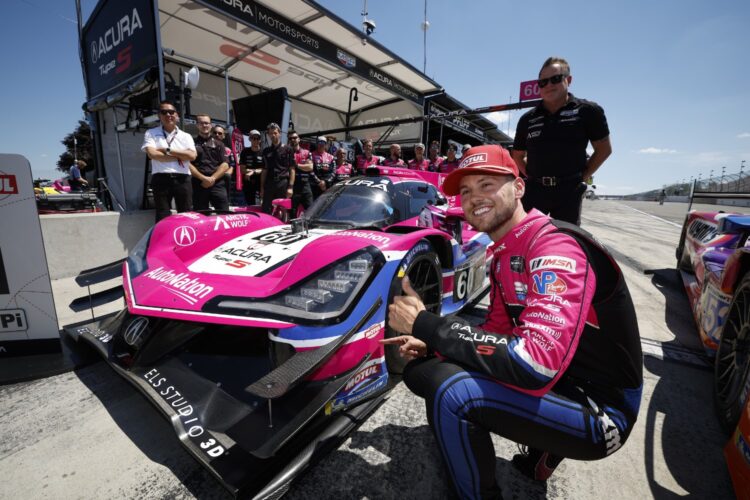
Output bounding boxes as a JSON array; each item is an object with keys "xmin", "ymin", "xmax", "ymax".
[
  {"xmin": 525, "ymin": 310, "xmax": 565, "ymax": 326},
  {"xmin": 510, "ymin": 256, "xmax": 525, "ymax": 273},
  {"xmin": 90, "ymin": 8, "xmax": 143, "ymax": 64},
  {"xmin": 143, "ymin": 267, "xmax": 214, "ymax": 304},
  {"xmin": 252, "ymin": 229, "xmax": 307, "ymax": 245},
  {"xmin": 529, "ymin": 255, "xmax": 577, "ymax": 272},
  {"xmin": 458, "ymin": 153, "xmax": 488, "ymax": 169},
  {"xmin": 599, "ymin": 411, "xmax": 622, "ymax": 455},
  {"xmin": 528, "ymin": 131, "xmax": 541, "ymax": 139},
  {"xmin": 514, "ymin": 281, "xmax": 527, "ymax": 301},
  {"xmin": 688, "ymin": 219, "xmax": 718, "ymax": 244},
  {"xmin": 340, "ymin": 178, "xmax": 390, "ymax": 191},
  {"xmin": 144, "ymin": 368, "xmax": 226, "ymax": 458},
  {"xmin": 560, "ymin": 109, "xmax": 580, "ymax": 117},
  {"xmin": 220, "ymin": 247, "xmax": 272, "ymax": 263},
  {"xmin": 514, "ymin": 221, "xmax": 535, "ymax": 239},
  {"xmin": 0, "ymin": 175, "xmax": 19, "ymax": 195},
  {"xmin": 532, "ymin": 271, "xmax": 568, "ymax": 295},
  {"xmin": 213, "ymin": 214, "xmax": 249, "ymax": 230},
  {"xmin": 176, "ymin": 212, "xmax": 200, "ymax": 220},
  {"xmin": 361, "ymin": 323, "xmax": 382, "ymax": 340},
  {"xmin": 523, "ymin": 329, "xmax": 555, "ymax": 351},
  {"xmin": 77, "ymin": 325, "xmax": 113, "ymax": 343},
  {"xmin": 735, "ymin": 428, "xmax": 750, "ymax": 465},
  {"xmin": 173, "ymin": 226, "xmax": 197, "ymax": 246},
  {"xmin": 344, "ymin": 363, "xmax": 381, "ymax": 391},
  {"xmin": 398, "ymin": 242, "xmax": 431, "ymax": 277},
  {"xmin": 337, "ymin": 231, "xmax": 391, "ymax": 245},
  {"xmin": 523, "ymin": 321, "xmax": 561, "ymax": 339},
  {"xmin": 123, "ymin": 316, "xmax": 149, "ymax": 347},
  {"xmin": 0, "ymin": 309, "xmax": 27, "ymax": 333},
  {"xmin": 337, "ymin": 49, "xmax": 356, "ymax": 68}
]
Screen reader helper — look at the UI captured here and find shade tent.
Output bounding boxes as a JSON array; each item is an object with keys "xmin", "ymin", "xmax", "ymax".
[{"xmin": 79, "ymin": 0, "xmax": 510, "ymax": 211}]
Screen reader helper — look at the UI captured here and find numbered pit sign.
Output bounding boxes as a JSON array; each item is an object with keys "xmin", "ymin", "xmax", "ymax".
[
  {"xmin": 519, "ymin": 80, "xmax": 541, "ymax": 102},
  {"xmin": 0, "ymin": 154, "xmax": 60, "ymax": 358}
]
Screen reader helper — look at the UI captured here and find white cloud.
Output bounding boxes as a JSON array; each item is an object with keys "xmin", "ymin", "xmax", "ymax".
[
  {"xmin": 40, "ymin": 153, "xmax": 47, "ymax": 158},
  {"xmin": 485, "ymin": 111, "xmax": 509, "ymax": 126},
  {"xmin": 638, "ymin": 147, "xmax": 677, "ymax": 154},
  {"xmin": 737, "ymin": 132, "xmax": 750, "ymax": 139}
]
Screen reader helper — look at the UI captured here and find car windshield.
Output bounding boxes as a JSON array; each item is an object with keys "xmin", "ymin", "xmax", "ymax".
[{"xmin": 305, "ymin": 182, "xmax": 396, "ymax": 229}]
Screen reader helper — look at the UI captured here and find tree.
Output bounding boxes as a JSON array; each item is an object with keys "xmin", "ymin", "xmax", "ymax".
[{"xmin": 56, "ymin": 120, "xmax": 95, "ymax": 173}]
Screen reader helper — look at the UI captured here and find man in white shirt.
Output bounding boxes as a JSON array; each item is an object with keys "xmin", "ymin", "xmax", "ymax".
[{"xmin": 141, "ymin": 100, "xmax": 197, "ymax": 222}]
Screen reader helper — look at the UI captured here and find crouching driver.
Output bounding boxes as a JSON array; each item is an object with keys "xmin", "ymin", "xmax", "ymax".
[{"xmin": 382, "ymin": 145, "xmax": 643, "ymax": 499}]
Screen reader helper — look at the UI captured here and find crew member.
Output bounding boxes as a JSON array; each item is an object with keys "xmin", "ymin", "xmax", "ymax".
[
  {"xmin": 407, "ymin": 143, "xmax": 430, "ymax": 171},
  {"xmin": 355, "ymin": 138, "xmax": 383, "ymax": 174},
  {"xmin": 239, "ymin": 129, "xmax": 264, "ymax": 206},
  {"xmin": 260, "ymin": 123, "xmax": 296, "ymax": 214},
  {"xmin": 382, "ymin": 143, "xmax": 405, "ymax": 167},
  {"xmin": 512, "ymin": 56, "xmax": 612, "ymax": 225},
  {"xmin": 312, "ymin": 136, "xmax": 335, "ymax": 199},
  {"xmin": 289, "ymin": 131, "xmax": 317, "ymax": 216},
  {"xmin": 68, "ymin": 160, "xmax": 88, "ymax": 192},
  {"xmin": 427, "ymin": 140, "xmax": 444, "ymax": 172},
  {"xmin": 190, "ymin": 114, "xmax": 229, "ymax": 211},
  {"xmin": 439, "ymin": 144, "xmax": 460, "ymax": 173},
  {"xmin": 333, "ymin": 148, "xmax": 353, "ymax": 184},
  {"xmin": 141, "ymin": 100, "xmax": 197, "ymax": 222},
  {"xmin": 383, "ymin": 144, "xmax": 642, "ymax": 499}
]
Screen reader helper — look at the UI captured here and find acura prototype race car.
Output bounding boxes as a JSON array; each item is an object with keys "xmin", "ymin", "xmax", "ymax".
[
  {"xmin": 676, "ymin": 207, "xmax": 750, "ymax": 496},
  {"xmin": 65, "ymin": 167, "xmax": 491, "ymax": 498}
]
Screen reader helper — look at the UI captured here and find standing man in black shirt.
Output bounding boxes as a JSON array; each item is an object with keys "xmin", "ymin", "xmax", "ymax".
[
  {"xmin": 190, "ymin": 114, "xmax": 229, "ymax": 211},
  {"xmin": 240, "ymin": 129, "xmax": 264, "ymax": 206},
  {"xmin": 260, "ymin": 122, "xmax": 296, "ymax": 214},
  {"xmin": 512, "ymin": 57, "xmax": 612, "ymax": 225}
]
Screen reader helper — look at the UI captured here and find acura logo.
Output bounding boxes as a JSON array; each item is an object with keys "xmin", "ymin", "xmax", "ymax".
[
  {"xmin": 174, "ymin": 226, "xmax": 197, "ymax": 246},
  {"xmin": 123, "ymin": 317, "xmax": 149, "ymax": 347}
]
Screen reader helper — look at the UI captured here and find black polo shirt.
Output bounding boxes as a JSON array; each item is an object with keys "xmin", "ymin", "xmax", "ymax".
[
  {"xmin": 193, "ymin": 135, "xmax": 227, "ymax": 176},
  {"xmin": 513, "ymin": 93, "xmax": 609, "ymax": 178},
  {"xmin": 262, "ymin": 143, "xmax": 296, "ymax": 182},
  {"xmin": 240, "ymin": 147, "xmax": 265, "ymax": 171}
]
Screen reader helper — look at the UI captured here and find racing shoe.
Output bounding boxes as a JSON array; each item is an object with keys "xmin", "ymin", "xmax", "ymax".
[{"xmin": 512, "ymin": 445, "xmax": 564, "ymax": 481}]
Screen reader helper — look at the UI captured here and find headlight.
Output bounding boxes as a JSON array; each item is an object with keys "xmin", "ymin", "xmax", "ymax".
[
  {"xmin": 127, "ymin": 228, "xmax": 153, "ymax": 276},
  {"xmin": 213, "ymin": 248, "xmax": 381, "ymax": 322}
]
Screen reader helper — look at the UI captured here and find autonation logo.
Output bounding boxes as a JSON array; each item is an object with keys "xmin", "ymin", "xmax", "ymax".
[{"xmin": 144, "ymin": 266, "xmax": 214, "ymax": 304}]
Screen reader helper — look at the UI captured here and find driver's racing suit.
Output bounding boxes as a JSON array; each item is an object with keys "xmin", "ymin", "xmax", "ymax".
[{"xmin": 403, "ymin": 209, "xmax": 643, "ymax": 499}]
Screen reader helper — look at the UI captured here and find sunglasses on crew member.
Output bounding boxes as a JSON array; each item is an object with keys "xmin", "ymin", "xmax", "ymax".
[
  {"xmin": 537, "ymin": 74, "xmax": 567, "ymax": 88},
  {"xmin": 213, "ymin": 131, "xmax": 225, "ymax": 137},
  {"xmin": 159, "ymin": 109, "xmax": 177, "ymax": 115}
]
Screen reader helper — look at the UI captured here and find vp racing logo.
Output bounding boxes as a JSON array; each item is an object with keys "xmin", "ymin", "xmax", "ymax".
[{"xmin": 123, "ymin": 316, "xmax": 149, "ymax": 347}]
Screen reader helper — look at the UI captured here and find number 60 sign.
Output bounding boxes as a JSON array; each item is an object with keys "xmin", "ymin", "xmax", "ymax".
[{"xmin": 519, "ymin": 80, "xmax": 541, "ymax": 102}]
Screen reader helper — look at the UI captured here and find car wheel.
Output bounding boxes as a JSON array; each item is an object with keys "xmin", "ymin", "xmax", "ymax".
[
  {"xmin": 714, "ymin": 272, "xmax": 750, "ymax": 434},
  {"xmin": 676, "ymin": 219, "xmax": 692, "ymax": 271},
  {"xmin": 384, "ymin": 241, "xmax": 442, "ymax": 374}
]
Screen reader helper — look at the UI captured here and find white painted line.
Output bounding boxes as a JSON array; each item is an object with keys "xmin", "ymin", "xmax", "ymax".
[{"xmin": 614, "ymin": 203, "xmax": 682, "ymax": 228}]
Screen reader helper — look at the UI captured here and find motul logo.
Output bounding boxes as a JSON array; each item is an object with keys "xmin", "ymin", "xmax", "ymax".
[{"xmin": 0, "ymin": 175, "xmax": 18, "ymax": 194}]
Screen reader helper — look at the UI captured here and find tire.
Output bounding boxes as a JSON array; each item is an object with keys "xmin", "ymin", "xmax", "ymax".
[
  {"xmin": 714, "ymin": 272, "xmax": 750, "ymax": 434},
  {"xmin": 384, "ymin": 241, "xmax": 442, "ymax": 374},
  {"xmin": 676, "ymin": 219, "xmax": 692, "ymax": 271}
]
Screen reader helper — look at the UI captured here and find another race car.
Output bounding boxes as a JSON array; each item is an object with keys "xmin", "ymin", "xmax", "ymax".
[
  {"xmin": 675, "ymin": 201, "xmax": 750, "ymax": 497},
  {"xmin": 66, "ymin": 167, "xmax": 492, "ymax": 498}
]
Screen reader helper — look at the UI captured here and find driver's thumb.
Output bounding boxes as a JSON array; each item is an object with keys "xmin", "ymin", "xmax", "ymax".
[{"xmin": 401, "ymin": 276, "xmax": 420, "ymax": 298}]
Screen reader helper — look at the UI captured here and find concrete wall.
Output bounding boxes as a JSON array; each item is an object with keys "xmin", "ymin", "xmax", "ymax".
[{"xmin": 40, "ymin": 211, "xmax": 154, "ymax": 279}]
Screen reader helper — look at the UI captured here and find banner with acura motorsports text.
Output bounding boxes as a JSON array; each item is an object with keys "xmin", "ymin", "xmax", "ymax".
[
  {"xmin": 195, "ymin": 0, "xmax": 423, "ymax": 104},
  {"xmin": 82, "ymin": 0, "xmax": 158, "ymax": 99}
]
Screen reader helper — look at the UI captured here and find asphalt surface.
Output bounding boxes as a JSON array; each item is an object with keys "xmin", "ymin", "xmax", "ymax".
[{"xmin": 0, "ymin": 200, "xmax": 738, "ymax": 499}]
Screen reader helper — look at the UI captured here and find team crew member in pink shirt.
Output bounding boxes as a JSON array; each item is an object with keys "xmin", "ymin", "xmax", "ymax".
[
  {"xmin": 427, "ymin": 140, "xmax": 444, "ymax": 172},
  {"xmin": 311, "ymin": 136, "xmax": 335, "ymax": 198},
  {"xmin": 382, "ymin": 143, "xmax": 405, "ymax": 167},
  {"xmin": 383, "ymin": 145, "xmax": 642, "ymax": 499},
  {"xmin": 407, "ymin": 143, "xmax": 430, "ymax": 171},
  {"xmin": 333, "ymin": 148, "xmax": 353, "ymax": 184},
  {"xmin": 355, "ymin": 138, "xmax": 383, "ymax": 174},
  {"xmin": 439, "ymin": 144, "xmax": 460, "ymax": 173}
]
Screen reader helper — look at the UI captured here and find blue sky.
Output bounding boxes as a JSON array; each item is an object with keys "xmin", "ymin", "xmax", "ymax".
[{"xmin": 2, "ymin": 0, "xmax": 749, "ymax": 195}]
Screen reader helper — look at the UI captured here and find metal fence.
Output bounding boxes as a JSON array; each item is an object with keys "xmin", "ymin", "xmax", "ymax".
[{"xmin": 622, "ymin": 170, "xmax": 750, "ymax": 201}]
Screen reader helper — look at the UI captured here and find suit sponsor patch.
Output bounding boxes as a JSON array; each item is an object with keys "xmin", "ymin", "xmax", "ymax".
[
  {"xmin": 532, "ymin": 271, "xmax": 567, "ymax": 295},
  {"xmin": 529, "ymin": 255, "xmax": 576, "ymax": 272}
]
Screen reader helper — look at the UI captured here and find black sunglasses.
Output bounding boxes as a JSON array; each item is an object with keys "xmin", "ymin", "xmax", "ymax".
[
  {"xmin": 213, "ymin": 131, "xmax": 225, "ymax": 136},
  {"xmin": 537, "ymin": 74, "xmax": 567, "ymax": 88},
  {"xmin": 159, "ymin": 109, "xmax": 177, "ymax": 115}
]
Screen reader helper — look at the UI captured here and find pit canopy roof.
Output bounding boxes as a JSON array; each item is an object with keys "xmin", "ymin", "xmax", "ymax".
[{"xmin": 157, "ymin": 0, "xmax": 442, "ymax": 114}]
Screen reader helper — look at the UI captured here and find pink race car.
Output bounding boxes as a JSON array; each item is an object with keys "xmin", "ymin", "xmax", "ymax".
[{"xmin": 66, "ymin": 167, "xmax": 491, "ymax": 497}]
